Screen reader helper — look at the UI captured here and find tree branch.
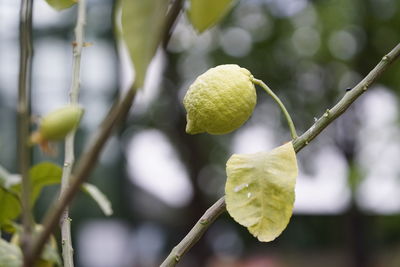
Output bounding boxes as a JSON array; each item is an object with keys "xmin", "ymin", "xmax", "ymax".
[
  {"xmin": 59, "ymin": 0, "xmax": 86, "ymax": 266},
  {"xmin": 160, "ymin": 42, "xmax": 400, "ymax": 267},
  {"xmin": 17, "ymin": 0, "xmax": 34, "ymax": 257},
  {"xmin": 160, "ymin": 197, "xmax": 226, "ymax": 267},
  {"xmin": 292, "ymin": 43, "xmax": 400, "ymax": 152},
  {"xmin": 162, "ymin": 0, "xmax": 183, "ymax": 49}
]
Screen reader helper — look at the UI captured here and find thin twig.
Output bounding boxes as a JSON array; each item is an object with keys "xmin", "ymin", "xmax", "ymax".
[
  {"xmin": 252, "ymin": 78, "xmax": 298, "ymax": 139},
  {"xmin": 18, "ymin": 0, "xmax": 34, "ymax": 258},
  {"xmin": 162, "ymin": 0, "xmax": 183, "ymax": 49},
  {"xmin": 160, "ymin": 197, "xmax": 226, "ymax": 267},
  {"xmin": 59, "ymin": 1, "xmax": 86, "ymax": 266},
  {"xmin": 160, "ymin": 42, "xmax": 400, "ymax": 267},
  {"xmin": 292, "ymin": 43, "xmax": 400, "ymax": 152}
]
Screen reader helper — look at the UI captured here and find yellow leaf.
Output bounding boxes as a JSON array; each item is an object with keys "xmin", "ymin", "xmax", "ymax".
[
  {"xmin": 45, "ymin": 0, "xmax": 77, "ymax": 11},
  {"xmin": 121, "ymin": 0, "xmax": 168, "ymax": 88},
  {"xmin": 188, "ymin": 0, "xmax": 237, "ymax": 33},
  {"xmin": 225, "ymin": 142, "xmax": 298, "ymax": 242}
]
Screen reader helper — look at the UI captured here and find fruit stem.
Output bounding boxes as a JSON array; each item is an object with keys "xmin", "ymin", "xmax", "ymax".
[{"xmin": 251, "ymin": 78, "xmax": 298, "ymax": 139}]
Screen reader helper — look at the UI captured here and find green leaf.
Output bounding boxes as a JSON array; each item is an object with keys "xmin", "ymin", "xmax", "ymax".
[
  {"xmin": 0, "ymin": 166, "xmax": 21, "ymax": 227},
  {"xmin": 28, "ymin": 162, "xmax": 62, "ymax": 205},
  {"xmin": 81, "ymin": 183, "xmax": 113, "ymax": 216},
  {"xmin": 188, "ymin": 0, "xmax": 236, "ymax": 33},
  {"xmin": 0, "ymin": 162, "xmax": 111, "ymax": 227},
  {"xmin": 0, "ymin": 162, "xmax": 61, "ymax": 227},
  {"xmin": 44, "ymin": 0, "xmax": 77, "ymax": 11},
  {"xmin": 225, "ymin": 142, "xmax": 298, "ymax": 242},
  {"xmin": 0, "ymin": 189, "xmax": 20, "ymax": 227},
  {"xmin": 0, "ymin": 238, "xmax": 23, "ymax": 267},
  {"xmin": 121, "ymin": 0, "xmax": 168, "ymax": 88},
  {"xmin": 28, "ymin": 162, "xmax": 110, "ymax": 216}
]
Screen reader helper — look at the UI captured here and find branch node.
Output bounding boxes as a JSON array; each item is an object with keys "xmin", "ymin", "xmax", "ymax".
[
  {"xmin": 362, "ymin": 85, "xmax": 368, "ymax": 91},
  {"xmin": 175, "ymin": 255, "xmax": 181, "ymax": 262},
  {"xmin": 199, "ymin": 218, "xmax": 208, "ymax": 225},
  {"xmin": 323, "ymin": 109, "xmax": 330, "ymax": 118},
  {"xmin": 382, "ymin": 55, "xmax": 390, "ymax": 61}
]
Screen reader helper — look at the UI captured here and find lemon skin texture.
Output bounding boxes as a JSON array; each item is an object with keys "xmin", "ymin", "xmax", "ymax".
[{"xmin": 183, "ymin": 64, "xmax": 257, "ymax": 135}]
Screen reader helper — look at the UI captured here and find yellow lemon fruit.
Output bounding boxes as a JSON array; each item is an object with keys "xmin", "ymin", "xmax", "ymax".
[{"xmin": 183, "ymin": 64, "xmax": 256, "ymax": 135}]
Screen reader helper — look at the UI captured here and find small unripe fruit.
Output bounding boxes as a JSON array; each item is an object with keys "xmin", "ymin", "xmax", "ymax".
[
  {"xmin": 31, "ymin": 105, "xmax": 84, "ymax": 144},
  {"xmin": 183, "ymin": 64, "xmax": 256, "ymax": 135}
]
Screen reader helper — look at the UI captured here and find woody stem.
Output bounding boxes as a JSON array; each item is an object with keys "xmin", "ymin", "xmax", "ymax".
[{"xmin": 252, "ymin": 78, "xmax": 298, "ymax": 139}]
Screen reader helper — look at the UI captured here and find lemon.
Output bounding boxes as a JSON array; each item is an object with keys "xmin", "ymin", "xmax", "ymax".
[{"xmin": 183, "ymin": 64, "xmax": 256, "ymax": 135}]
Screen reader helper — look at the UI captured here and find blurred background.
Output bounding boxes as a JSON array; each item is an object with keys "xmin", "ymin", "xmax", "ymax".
[{"xmin": 1, "ymin": 0, "xmax": 400, "ymax": 266}]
